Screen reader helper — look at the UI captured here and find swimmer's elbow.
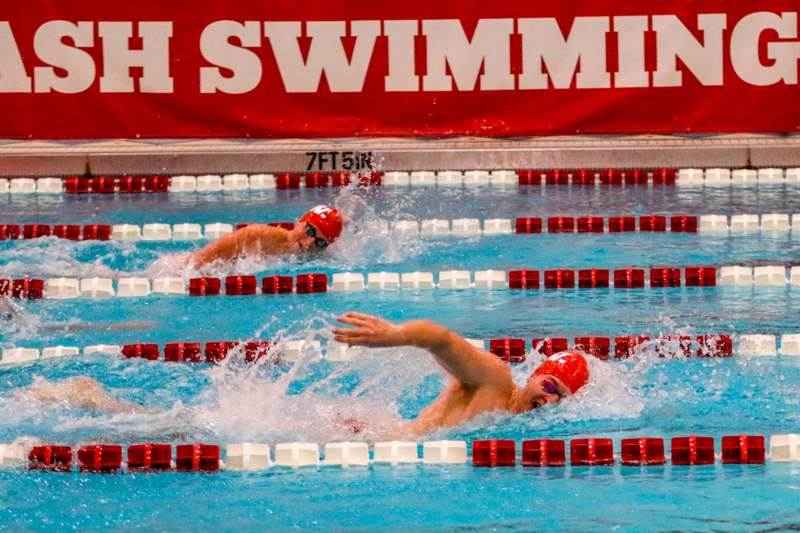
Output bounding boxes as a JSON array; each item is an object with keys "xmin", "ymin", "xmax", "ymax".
[{"xmin": 403, "ymin": 320, "xmax": 451, "ymax": 350}]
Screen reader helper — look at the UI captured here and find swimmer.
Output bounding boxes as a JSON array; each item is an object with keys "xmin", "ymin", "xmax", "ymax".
[
  {"xmin": 333, "ymin": 312, "xmax": 589, "ymax": 435},
  {"xmin": 22, "ymin": 312, "xmax": 589, "ymax": 437},
  {"xmin": 191, "ymin": 205, "xmax": 343, "ymax": 268}
]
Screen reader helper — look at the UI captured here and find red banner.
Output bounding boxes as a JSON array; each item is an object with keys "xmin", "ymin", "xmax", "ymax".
[{"xmin": 1, "ymin": 1, "xmax": 799, "ymax": 139}]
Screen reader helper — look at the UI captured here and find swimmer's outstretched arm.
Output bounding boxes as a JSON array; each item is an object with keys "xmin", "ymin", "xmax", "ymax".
[
  {"xmin": 192, "ymin": 225, "xmax": 286, "ymax": 267},
  {"xmin": 23, "ymin": 377, "xmax": 159, "ymax": 414},
  {"xmin": 334, "ymin": 312, "xmax": 511, "ymax": 389}
]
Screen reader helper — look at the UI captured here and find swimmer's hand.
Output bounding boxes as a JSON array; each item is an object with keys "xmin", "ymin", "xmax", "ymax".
[{"xmin": 333, "ymin": 312, "xmax": 406, "ymax": 347}]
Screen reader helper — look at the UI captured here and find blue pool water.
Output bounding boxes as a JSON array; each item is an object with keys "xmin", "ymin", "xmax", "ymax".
[{"xmin": 1, "ymin": 183, "xmax": 799, "ymax": 530}]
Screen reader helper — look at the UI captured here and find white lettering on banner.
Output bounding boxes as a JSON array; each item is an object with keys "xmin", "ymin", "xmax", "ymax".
[
  {"xmin": 613, "ymin": 16, "xmax": 649, "ymax": 88},
  {"xmin": 264, "ymin": 20, "xmax": 380, "ymax": 93},
  {"xmin": 518, "ymin": 17, "xmax": 610, "ymax": 89},
  {"xmin": 98, "ymin": 21, "xmax": 173, "ymax": 93},
  {"xmin": 652, "ymin": 14, "xmax": 727, "ymax": 87},
  {"xmin": 422, "ymin": 19, "xmax": 514, "ymax": 91},
  {"xmin": 383, "ymin": 20, "xmax": 419, "ymax": 92},
  {"xmin": 731, "ymin": 12, "xmax": 800, "ymax": 86},
  {"xmin": 200, "ymin": 21, "xmax": 262, "ymax": 94},
  {"xmin": 34, "ymin": 21, "xmax": 95, "ymax": 93},
  {"xmin": 1, "ymin": 12, "xmax": 800, "ymax": 94},
  {"xmin": 0, "ymin": 22, "xmax": 32, "ymax": 92}
]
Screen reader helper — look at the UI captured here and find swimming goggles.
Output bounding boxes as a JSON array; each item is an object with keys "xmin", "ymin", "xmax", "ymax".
[
  {"xmin": 542, "ymin": 378, "xmax": 564, "ymax": 399},
  {"xmin": 305, "ymin": 224, "xmax": 329, "ymax": 249}
]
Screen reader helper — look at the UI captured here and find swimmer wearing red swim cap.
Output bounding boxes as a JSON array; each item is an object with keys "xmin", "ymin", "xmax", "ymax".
[
  {"xmin": 192, "ymin": 205, "xmax": 343, "ymax": 267},
  {"xmin": 334, "ymin": 312, "xmax": 591, "ymax": 436},
  {"xmin": 26, "ymin": 312, "xmax": 590, "ymax": 437}
]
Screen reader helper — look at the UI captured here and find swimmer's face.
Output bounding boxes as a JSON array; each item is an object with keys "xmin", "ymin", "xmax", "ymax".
[
  {"xmin": 294, "ymin": 222, "xmax": 330, "ymax": 252},
  {"xmin": 522, "ymin": 374, "xmax": 570, "ymax": 411}
]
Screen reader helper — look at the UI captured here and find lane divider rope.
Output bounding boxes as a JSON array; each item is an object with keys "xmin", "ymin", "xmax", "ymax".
[
  {"xmin": 2, "ymin": 168, "xmax": 799, "ymax": 195},
  {"xmin": 1, "ymin": 435, "xmax": 797, "ymax": 472},
  {"xmin": 3, "ymin": 332, "xmax": 799, "ymax": 366},
  {"xmin": 3, "ymin": 214, "xmax": 800, "ymax": 241},
  {"xmin": 3, "ymin": 266, "xmax": 799, "ymax": 301}
]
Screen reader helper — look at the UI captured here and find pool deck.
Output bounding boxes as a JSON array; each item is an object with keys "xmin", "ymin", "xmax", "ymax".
[{"xmin": 0, "ymin": 134, "xmax": 799, "ymax": 176}]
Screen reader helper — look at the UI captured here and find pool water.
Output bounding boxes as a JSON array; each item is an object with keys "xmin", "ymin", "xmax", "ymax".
[{"xmin": 1, "ymin": 183, "xmax": 799, "ymax": 530}]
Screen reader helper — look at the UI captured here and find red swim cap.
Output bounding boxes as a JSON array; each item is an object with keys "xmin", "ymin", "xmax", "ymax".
[
  {"xmin": 533, "ymin": 350, "xmax": 589, "ymax": 394},
  {"xmin": 299, "ymin": 205, "xmax": 343, "ymax": 243}
]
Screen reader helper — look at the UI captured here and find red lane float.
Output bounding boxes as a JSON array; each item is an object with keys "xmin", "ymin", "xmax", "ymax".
[
  {"xmin": 65, "ymin": 175, "xmax": 169, "ymax": 194},
  {"xmin": 547, "ymin": 217, "xmax": 575, "ymax": 233},
  {"xmin": 670, "ymin": 215, "xmax": 698, "ymax": 233},
  {"xmin": 515, "ymin": 217, "xmax": 542, "ymax": 234},
  {"xmin": 640, "ymin": 215, "xmax": 667, "ymax": 232},
  {"xmin": 145, "ymin": 176, "xmax": 171, "ymax": 193},
  {"xmin": 671, "ymin": 436, "xmax": 715, "ymax": 465},
  {"xmin": 275, "ymin": 173, "xmax": 301, "ymax": 189},
  {"xmin": 650, "ymin": 267, "xmax": 681, "ymax": 288},
  {"xmin": 621, "ymin": 438, "xmax": 666, "ymax": 466},
  {"xmin": 599, "ymin": 169, "xmax": 647, "ymax": 185},
  {"xmin": 625, "ymin": 169, "xmax": 649, "ymax": 185},
  {"xmin": 721, "ymin": 435, "xmax": 765, "ymax": 464},
  {"xmin": 577, "ymin": 216, "xmax": 604, "ymax": 233},
  {"xmin": 578, "ymin": 269, "xmax": 610, "ymax": 288},
  {"xmin": 522, "ymin": 439, "xmax": 566, "ymax": 467},
  {"xmin": 545, "ymin": 169, "xmax": 570, "ymax": 185},
  {"xmin": 6, "ymin": 278, "xmax": 44, "ymax": 299},
  {"xmin": 176, "ymin": 443, "xmax": 220, "ymax": 472},
  {"xmin": 296, "ymin": 273, "xmax": 328, "ymax": 293},
  {"xmin": 128, "ymin": 443, "xmax": 172, "ymax": 471},
  {"xmin": 599, "ymin": 168, "xmax": 623, "ymax": 185},
  {"xmin": 205, "ymin": 342, "xmax": 239, "ymax": 363},
  {"xmin": 509, "ymin": 270, "xmax": 540, "ymax": 289},
  {"xmin": 28, "ymin": 445, "xmax": 72, "ymax": 472},
  {"xmin": 90, "ymin": 177, "xmax": 116, "ymax": 194},
  {"xmin": 65, "ymin": 177, "xmax": 90, "ymax": 194},
  {"xmin": 570, "ymin": 438, "xmax": 615, "ymax": 466},
  {"xmin": 489, "ymin": 338, "xmax": 526, "ymax": 363},
  {"xmin": 608, "ymin": 216, "xmax": 636, "ymax": 232},
  {"xmin": 262, "ymin": 275, "xmax": 294, "ymax": 294},
  {"xmin": 189, "ymin": 277, "xmax": 222, "ymax": 296},
  {"xmin": 574, "ymin": 337, "xmax": 611, "ymax": 360},
  {"xmin": 613, "ymin": 268, "xmax": 645, "ymax": 289},
  {"xmin": 517, "ymin": 170, "xmax": 543, "ymax": 185},
  {"xmin": 686, "ymin": 266, "xmax": 717, "ymax": 287},
  {"xmin": 245, "ymin": 341, "xmax": 275, "ymax": 363},
  {"xmin": 82, "ymin": 224, "xmax": 111, "ymax": 240},
  {"xmin": 568, "ymin": 169, "xmax": 592, "ymax": 185},
  {"xmin": 225, "ymin": 275, "xmax": 257, "ymax": 295},
  {"xmin": 532, "ymin": 338, "xmax": 569, "ymax": 356},
  {"xmin": 472, "ymin": 440, "xmax": 516, "ymax": 467},
  {"xmin": 117, "ymin": 176, "xmax": 144, "ymax": 193},
  {"xmin": 23, "ymin": 224, "xmax": 51, "ymax": 239},
  {"xmin": 78, "ymin": 445, "xmax": 123, "ymax": 473},
  {"xmin": 305, "ymin": 172, "xmax": 330, "ymax": 188},
  {"xmin": 53, "ymin": 224, "xmax": 81, "ymax": 240},
  {"xmin": 652, "ymin": 169, "xmax": 677, "ymax": 185},
  {"xmin": 544, "ymin": 269, "xmax": 575, "ymax": 289},
  {"xmin": 122, "ymin": 343, "xmax": 160, "ymax": 361},
  {"xmin": 0, "ymin": 224, "xmax": 21, "ymax": 240},
  {"xmin": 164, "ymin": 342, "xmax": 203, "ymax": 363}
]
